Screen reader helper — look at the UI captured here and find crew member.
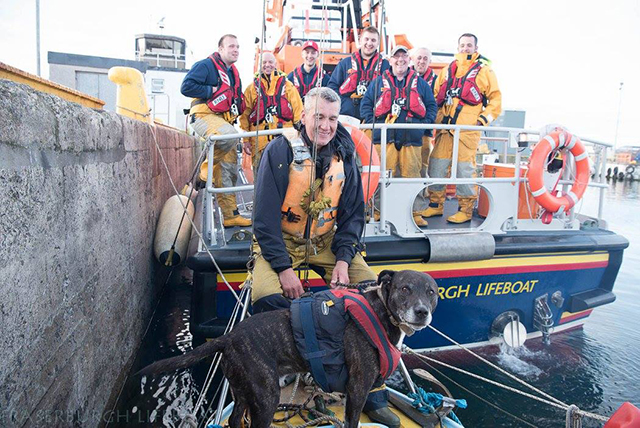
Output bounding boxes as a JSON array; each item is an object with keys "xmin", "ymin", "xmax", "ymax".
[
  {"xmin": 411, "ymin": 47, "xmax": 438, "ymax": 176},
  {"xmin": 287, "ymin": 40, "xmax": 330, "ymax": 100},
  {"xmin": 424, "ymin": 33, "xmax": 502, "ymax": 223},
  {"xmin": 251, "ymin": 87, "xmax": 400, "ymax": 428},
  {"xmin": 181, "ymin": 34, "xmax": 250, "ymax": 228},
  {"xmin": 240, "ymin": 52, "xmax": 303, "ymax": 170},
  {"xmin": 327, "ymin": 26, "xmax": 389, "ymax": 120},
  {"xmin": 360, "ymin": 45, "xmax": 437, "ymax": 227}
]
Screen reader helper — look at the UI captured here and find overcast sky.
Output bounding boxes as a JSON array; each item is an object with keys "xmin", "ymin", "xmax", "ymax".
[{"xmin": 1, "ymin": 0, "xmax": 638, "ymax": 147}]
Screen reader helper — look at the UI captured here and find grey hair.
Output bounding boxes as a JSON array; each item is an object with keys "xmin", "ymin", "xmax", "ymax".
[
  {"xmin": 411, "ymin": 47, "xmax": 432, "ymax": 59},
  {"xmin": 304, "ymin": 87, "xmax": 341, "ymax": 111}
]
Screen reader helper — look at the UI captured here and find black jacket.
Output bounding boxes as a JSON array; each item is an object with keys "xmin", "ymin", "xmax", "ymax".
[{"xmin": 253, "ymin": 123, "xmax": 365, "ymax": 272}]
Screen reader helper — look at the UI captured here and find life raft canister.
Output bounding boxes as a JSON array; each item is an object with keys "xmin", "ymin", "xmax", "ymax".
[
  {"xmin": 206, "ymin": 52, "xmax": 245, "ymax": 118},
  {"xmin": 435, "ymin": 60, "xmax": 484, "ymax": 108},
  {"xmin": 527, "ymin": 130, "xmax": 590, "ymax": 214},
  {"xmin": 293, "ymin": 65, "xmax": 324, "ymax": 98},
  {"xmin": 374, "ymin": 69, "xmax": 427, "ymax": 120},
  {"xmin": 341, "ymin": 123, "xmax": 380, "ymax": 202},
  {"xmin": 248, "ymin": 74, "xmax": 294, "ymax": 125},
  {"xmin": 339, "ymin": 51, "xmax": 383, "ymax": 98}
]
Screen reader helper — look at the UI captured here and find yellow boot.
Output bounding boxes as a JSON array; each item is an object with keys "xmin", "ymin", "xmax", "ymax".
[
  {"xmin": 421, "ymin": 204, "xmax": 443, "ymax": 218},
  {"xmin": 421, "ymin": 190, "xmax": 445, "ymax": 217},
  {"xmin": 413, "ymin": 212, "xmax": 428, "ymax": 227},
  {"xmin": 224, "ymin": 214, "xmax": 252, "ymax": 227},
  {"xmin": 447, "ymin": 197, "xmax": 475, "ymax": 224}
]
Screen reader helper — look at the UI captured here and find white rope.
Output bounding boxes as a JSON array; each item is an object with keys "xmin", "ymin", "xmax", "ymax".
[
  {"xmin": 404, "ymin": 342, "xmax": 608, "ymax": 423},
  {"xmin": 424, "ymin": 325, "xmax": 568, "ymax": 406}
]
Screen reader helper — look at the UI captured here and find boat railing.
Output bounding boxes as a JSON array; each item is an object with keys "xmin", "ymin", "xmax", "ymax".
[{"xmin": 203, "ymin": 123, "xmax": 611, "ymax": 243}]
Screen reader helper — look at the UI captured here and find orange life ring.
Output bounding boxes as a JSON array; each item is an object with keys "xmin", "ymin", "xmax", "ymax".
[
  {"xmin": 528, "ymin": 130, "xmax": 590, "ymax": 214},
  {"xmin": 342, "ymin": 123, "xmax": 380, "ymax": 202}
]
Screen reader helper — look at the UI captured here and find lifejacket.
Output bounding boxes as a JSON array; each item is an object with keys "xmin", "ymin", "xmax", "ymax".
[
  {"xmin": 248, "ymin": 74, "xmax": 294, "ymax": 125},
  {"xmin": 374, "ymin": 69, "xmax": 427, "ymax": 120},
  {"xmin": 420, "ymin": 67, "xmax": 437, "ymax": 90},
  {"xmin": 292, "ymin": 65, "xmax": 324, "ymax": 98},
  {"xmin": 435, "ymin": 60, "xmax": 485, "ymax": 108},
  {"xmin": 339, "ymin": 51, "xmax": 383, "ymax": 98},
  {"xmin": 290, "ymin": 289, "xmax": 401, "ymax": 393},
  {"xmin": 205, "ymin": 52, "xmax": 245, "ymax": 119},
  {"xmin": 280, "ymin": 137, "xmax": 344, "ymax": 239}
]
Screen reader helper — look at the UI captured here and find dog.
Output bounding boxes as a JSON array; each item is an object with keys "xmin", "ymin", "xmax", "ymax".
[{"xmin": 138, "ymin": 269, "xmax": 438, "ymax": 428}]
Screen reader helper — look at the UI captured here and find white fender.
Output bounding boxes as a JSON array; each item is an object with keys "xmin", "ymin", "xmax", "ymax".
[{"xmin": 153, "ymin": 195, "xmax": 194, "ymax": 265}]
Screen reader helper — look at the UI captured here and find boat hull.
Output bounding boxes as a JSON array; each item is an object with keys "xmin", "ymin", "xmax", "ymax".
[{"xmin": 187, "ymin": 223, "xmax": 627, "ymax": 350}]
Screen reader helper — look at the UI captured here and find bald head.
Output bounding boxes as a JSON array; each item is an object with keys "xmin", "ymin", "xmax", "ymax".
[
  {"xmin": 411, "ymin": 47, "xmax": 432, "ymax": 75},
  {"xmin": 261, "ymin": 52, "xmax": 277, "ymax": 75}
]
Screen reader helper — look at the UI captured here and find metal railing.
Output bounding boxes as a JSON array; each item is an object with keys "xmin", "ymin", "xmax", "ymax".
[{"xmin": 203, "ymin": 123, "xmax": 611, "ymax": 239}]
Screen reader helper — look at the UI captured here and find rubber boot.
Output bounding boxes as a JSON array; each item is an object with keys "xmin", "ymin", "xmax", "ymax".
[
  {"xmin": 366, "ymin": 407, "xmax": 401, "ymax": 428},
  {"xmin": 413, "ymin": 212, "xmax": 428, "ymax": 227},
  {"xmin": 421, "ymin": 190, "xmax": 445, "ymax": 217},
  {"xmin": 447, "ymin": 196, "xmax": 475, "ymax": 224},
  {"xmin": 224, "ymin": 212, "xmax": 252, "ymax": 227}
]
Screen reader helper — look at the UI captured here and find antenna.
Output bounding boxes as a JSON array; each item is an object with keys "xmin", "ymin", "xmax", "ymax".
[{"xmin": 157, "ymin": 17, "xmax": 165, "ymax": 34}]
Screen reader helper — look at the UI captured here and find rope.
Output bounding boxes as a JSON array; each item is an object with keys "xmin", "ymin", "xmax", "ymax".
[
  {"xmin": 566, "ymin": 404, "xmax": 583, "ymax": 428},
  {"xmin": 404, "ymin": 347, "xmax": 609, "ymax": 423},
  {"xmin": 416, "ymin": 356, "xmax": 539, "ymax": 428},
  {"xmin": 116, "ymin": 105, "xmax": 151, "ymax": 117},
  {"xmin": 423, "ymin": 324, "xmax": 569, "ymax": 407}
]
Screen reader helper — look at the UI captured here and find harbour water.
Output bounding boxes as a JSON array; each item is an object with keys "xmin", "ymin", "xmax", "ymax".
[{"xmin": 112, "ymin": 180, "xmax": 640, "ymax": 427}]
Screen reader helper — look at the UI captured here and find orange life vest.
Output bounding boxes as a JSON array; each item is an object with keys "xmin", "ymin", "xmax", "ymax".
[
  {"xmin": 205, "ymin": 53, "xmax": 245, "ymax": 118},
  {"xmin": 248, "ymin": 74, "xmax": 294, "ymax": 125},
  {"xmin": 281, "ymin": 138, "xmax": 344, "ymax": 239},
  {"xmin": 339, "ymin": 51, "xmax": 383, "ymax": 98},
  {"xmin": 374, "ymin": 69, "xmax": 427, "ymax": 119}
]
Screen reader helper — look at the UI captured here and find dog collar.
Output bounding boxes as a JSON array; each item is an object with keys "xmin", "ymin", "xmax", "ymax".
[{"xmin": 373, "ymin": 286, "xmax": 417, "ymax": 337}]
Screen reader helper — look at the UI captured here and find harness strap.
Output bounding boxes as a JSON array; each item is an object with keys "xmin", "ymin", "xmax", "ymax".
[{"xmin": 298, "ymin": 297, "xmax": 330, "ymax": 391}]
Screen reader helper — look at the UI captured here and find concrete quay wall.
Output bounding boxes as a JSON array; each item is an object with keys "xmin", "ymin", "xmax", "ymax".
[{"xmin": 0, "ymin": 79, "xmax": 197, "ymax": 426}]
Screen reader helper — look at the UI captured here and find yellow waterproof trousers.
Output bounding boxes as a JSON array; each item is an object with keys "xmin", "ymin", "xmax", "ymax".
[
  {"xmin": 428, "ymin": 130, "xmax": 480, "ymax": 198},
  {"xmin": 192, "ymin": 113, "xmax": 240, "ymax": 218},
  {"xmin": 250, "ymin": 231, "xmax": 376, "ymax": 303}
]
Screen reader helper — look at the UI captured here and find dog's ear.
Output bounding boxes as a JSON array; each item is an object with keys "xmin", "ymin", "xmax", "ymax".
[{"xmin": 377, "ymin": 270, "xmax": 396, "ymax": 285}]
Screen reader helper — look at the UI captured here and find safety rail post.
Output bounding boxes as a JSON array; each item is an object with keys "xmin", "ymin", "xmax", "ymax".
[
  {"xmin": 379, "ymin": 126, "xmax": 388, "ymax": 232},
  {"xmin": 451, "ymin": 127, "xmax": 461, "ymax": 183},
  {"xmin": 598, "ymin": 146, "xmax": 607, "ymax": 221},
  {"xmin": 513, "ymin": 130, "xmax": 523, "ymax": 223},
  {"xmin": 207, "ymin": 141, "xmax": 216, "ymax": 245}
]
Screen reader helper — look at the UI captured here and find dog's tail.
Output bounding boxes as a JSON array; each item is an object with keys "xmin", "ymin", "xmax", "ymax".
[{"xmin": 136, "ymin": 337, "xmax": 226, "ymax": 377}]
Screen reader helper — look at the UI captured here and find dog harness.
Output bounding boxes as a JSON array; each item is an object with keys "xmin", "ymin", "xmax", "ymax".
[{"xmin": 290, "ymin": 289, "xmax": 401, "ymax": 393}]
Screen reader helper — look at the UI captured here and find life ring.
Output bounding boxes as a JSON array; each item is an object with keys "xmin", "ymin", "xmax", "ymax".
[
  {"xmin": 342, "ymin": 123, "xmax": 380, "ymax": 202},
  {"xmin": 528, "ymin": 130, "xmax": 590, "ymax": 214},
  {"xmin": 625, "ymin": 165, "xmax": 635, "ymax": 174}
]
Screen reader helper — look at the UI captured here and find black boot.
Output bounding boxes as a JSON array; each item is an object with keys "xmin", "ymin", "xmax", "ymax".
[{"xmin": 365, "ymin": 406, "xmax": 400, "ymax": 428}]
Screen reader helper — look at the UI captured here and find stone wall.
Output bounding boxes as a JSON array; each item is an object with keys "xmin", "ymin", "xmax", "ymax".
[{"xmin": 0, "ymin": 79, "xmax": 196, "ymax": 426}]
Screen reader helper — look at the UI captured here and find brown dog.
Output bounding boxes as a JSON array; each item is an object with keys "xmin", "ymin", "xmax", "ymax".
[{"xmin": 138, "ymin": 270, "xmax": 438, "ymax": 428}]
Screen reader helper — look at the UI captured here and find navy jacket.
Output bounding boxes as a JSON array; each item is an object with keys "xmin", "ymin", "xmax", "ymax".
[
  {"xmin": 327, "ymin": 54, "xmax": 390, "ymax": 120},
  {"xmin": 360, "ymin": 71, "xmax": 437, "ymax": 146},
  {"xmin": 180, "ymin": 56, "xmax": 237, "ymax": 100},
  {"xmin": 253, "ymin": 124, "xmax": 365, "ymax": 272}
]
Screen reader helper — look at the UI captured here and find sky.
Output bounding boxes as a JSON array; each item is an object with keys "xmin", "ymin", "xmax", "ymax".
[{"xmin": 1, "ymin": 0, "xmax": 639, "ymax": 148}]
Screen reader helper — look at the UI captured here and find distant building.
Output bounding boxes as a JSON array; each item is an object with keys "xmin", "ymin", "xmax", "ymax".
[
  {"xmin": 614, "ymin": 146, "xmax": 640, "ymax": 164},
  {"xmin": 48, "ymin": 34, "xmax": 190, "ymax": 129}
]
